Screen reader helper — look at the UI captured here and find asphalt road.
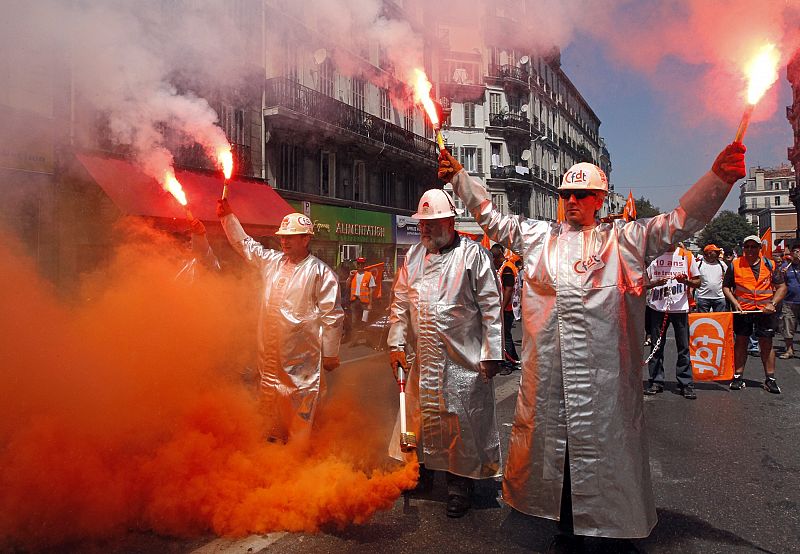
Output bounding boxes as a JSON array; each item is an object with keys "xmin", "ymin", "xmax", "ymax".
[{"xmin": 50, "ymin": 325, "xmax": 800, "ymax": 554}]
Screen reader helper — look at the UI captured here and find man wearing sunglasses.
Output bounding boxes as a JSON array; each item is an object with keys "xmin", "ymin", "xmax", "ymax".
[{"xmin": 440, "ymin": 142, "xmax": 746, "ymax": 550}]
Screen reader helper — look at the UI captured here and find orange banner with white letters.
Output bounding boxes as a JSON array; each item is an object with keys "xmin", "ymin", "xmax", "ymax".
[{"xmin": 688, "ymin": 312, "xmax": 735, "ymax": 381}]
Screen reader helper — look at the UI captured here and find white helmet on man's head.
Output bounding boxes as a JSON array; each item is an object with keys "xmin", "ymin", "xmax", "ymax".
[
  {"xmin": 275, "ymin": 212, "xmax": 315, "ymax": 235},
  {"xmin": 559, "ymin": 162, "xmax": 608, "ymax": 192},
  {"xmin": 412, "ymin": 188, "xmax": 459, "ymax": 220}
]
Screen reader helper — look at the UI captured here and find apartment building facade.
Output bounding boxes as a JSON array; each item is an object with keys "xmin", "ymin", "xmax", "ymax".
[{"xmin": 738, "ymin": 164, "xmax": 797, "ymax": 241}]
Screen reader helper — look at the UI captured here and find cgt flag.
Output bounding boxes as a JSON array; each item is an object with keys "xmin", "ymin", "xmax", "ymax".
[
  {"xmin": 623, "ymin": 191, "xmax": 637, "ymax": 221},
  {"xmin": 688, "ymin": 312, "xmax": 735, "ymax": 381},
  {"xmin": 365, "ymin": 262, "xmax": 385, "ymax": 300},
  {"xmin": 761, "ymin": 228, "xmax": 772, "ymax": 259}
]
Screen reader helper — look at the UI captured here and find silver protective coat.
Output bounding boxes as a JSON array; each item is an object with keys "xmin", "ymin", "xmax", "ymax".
[
  {"xmin": 451, "ymin": 168, "xmax": 727, "ymax": 537},
  {"xmin": 387, "ymin": 236, "xmax": 504, "ymax": 478},
  {"xmin": 221, "ymin": 214, "xmax": 343, "ymax": 439}
]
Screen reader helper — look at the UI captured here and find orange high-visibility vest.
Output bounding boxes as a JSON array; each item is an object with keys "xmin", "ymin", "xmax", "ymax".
[
  {"xmin": 498, "ymin": 261, "xmax": 518, "ymax": 312},
  {"xmin": 350, "ymin": 272, "xmax": 372, "ymax": 304},
  {"xmin": 732, "ymin": 257, "xmax": 774, "ymax": 310}
]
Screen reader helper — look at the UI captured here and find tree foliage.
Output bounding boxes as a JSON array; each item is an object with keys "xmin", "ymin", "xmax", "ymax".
[
  {"xmin": 698, "ymin": 210, "xmax": 758, "ymax": 253},
  {"xmin": 634, "ymin": 196, "xmax": 661, "ymax": 218}
]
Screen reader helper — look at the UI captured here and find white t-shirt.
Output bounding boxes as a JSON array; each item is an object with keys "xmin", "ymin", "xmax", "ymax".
[
  {"xmin": 695, "ymin": 260, "xmax": 727, "ymax": 300},
  {"xmin": 646, "ymin": 250, "xmax": 698, "ymax": 313}
]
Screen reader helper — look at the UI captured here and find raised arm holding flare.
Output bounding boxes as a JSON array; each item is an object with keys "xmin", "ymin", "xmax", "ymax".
[{"xmin": 217, "ymin": 199, "xmax": 344, "ymax": 444}]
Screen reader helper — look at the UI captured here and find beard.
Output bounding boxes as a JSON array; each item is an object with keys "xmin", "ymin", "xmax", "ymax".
[{"xmin": 421, "ymin": 229, "xmax": 451, "ymax": 253}]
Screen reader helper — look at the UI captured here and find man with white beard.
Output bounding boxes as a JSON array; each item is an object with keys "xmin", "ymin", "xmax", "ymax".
[{"xmin": 387, "ymin": 188, "xmax": 503, "ymax": 518}]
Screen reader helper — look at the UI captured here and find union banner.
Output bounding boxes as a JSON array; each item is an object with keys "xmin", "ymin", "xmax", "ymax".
[{"xmin": 688, "ymin": 312, "xmax": 735, "ymax": 381}]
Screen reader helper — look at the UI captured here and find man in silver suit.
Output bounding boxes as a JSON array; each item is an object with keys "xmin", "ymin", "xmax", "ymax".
[
  {"xmin": 217, "ymin": 199, "xmax": 344, "ymax": 444},
  {"xmin": 387, "ymin": 188, "xmax": 503, "ymax": 519},
  {"xmin": 440, "ymin": 143, "xmax": 746, "ymax": 551}
]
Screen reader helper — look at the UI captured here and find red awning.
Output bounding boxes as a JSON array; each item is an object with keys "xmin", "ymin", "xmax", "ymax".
[{"xmin": 75, "ymin": 153, "xmax": 293, "ymax": 231}]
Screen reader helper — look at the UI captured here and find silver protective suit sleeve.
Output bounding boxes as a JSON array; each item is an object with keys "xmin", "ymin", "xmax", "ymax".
[
  {"xmin": 451, "ymin": 168, "xmax": 724, "ymax": 538},
  {"xmin": 221, "ymin": 214, "xmax": 343, "ymax": 441},
  {"xmin": 387, "ymin": 236, "xmax": 504, "ymax": 478}
]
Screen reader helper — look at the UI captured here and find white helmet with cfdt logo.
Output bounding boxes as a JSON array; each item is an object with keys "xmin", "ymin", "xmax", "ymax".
[
  {"xmin": 275, "ymin": 212, "xmax": 315, "ymax": 235},
  {"xmin": 412, "ymin": 188, "xmax": 460, "ymax": 220},
  {"xmin": 560, "ymin": 162, "xmax": 608, "ymax": 192}
]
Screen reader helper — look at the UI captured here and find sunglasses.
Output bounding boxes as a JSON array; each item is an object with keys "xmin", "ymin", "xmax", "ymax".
[{"xmin": 558, "ymin": 190, "xmax": 596, "ymax": 200}]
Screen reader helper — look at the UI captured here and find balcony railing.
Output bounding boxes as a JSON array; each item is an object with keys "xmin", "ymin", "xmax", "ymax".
[
  {"xmin": 265, "ymin": 77, "xmax": 437, "ymax": 161},
  {"xmin": 488, "ymin": 112, "xmax": 531, "ymax": 132},
  {"xmin": 487, "ymin": 64, "xmax": 530, "ymax": 85},
  {"xmin": 489, "ymin": 164, "xmax": 532, "ymax": 181}
]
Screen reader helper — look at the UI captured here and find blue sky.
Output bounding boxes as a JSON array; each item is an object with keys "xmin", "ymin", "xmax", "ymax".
[{"xmin": 563, "ymin": 36, "xmax": 794, "ymax": 214}]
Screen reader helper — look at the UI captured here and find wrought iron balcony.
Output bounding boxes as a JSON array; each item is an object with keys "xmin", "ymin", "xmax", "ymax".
[
  {"xmin": 488, "ymin": 113, "xmax": 531, "ymax": 137},
  {"xmin": 264, "ymin": 77, "xmax": 437, "ymax": 162},
  {"xmin": 489, "ymin": 164, "xmax": 532, "ymax": 181},
  {"xmin": 487, "ymin": 64, "xmax": 530, "ymax": 88}
]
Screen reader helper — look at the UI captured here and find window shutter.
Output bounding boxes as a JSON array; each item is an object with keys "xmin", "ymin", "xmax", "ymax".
[
  {"xmin": 457, "ymin": 147, "xmax": 463, "ymax": 166},
  {"xmin": 477, "ymin": 148, "xmax": 483, "ymax": 174}
]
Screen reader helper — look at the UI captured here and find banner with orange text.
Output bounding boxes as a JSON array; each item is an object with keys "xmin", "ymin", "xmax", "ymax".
[{"xmin": 688, "ymin": 312, "xmax": 735, "ymax": 381}]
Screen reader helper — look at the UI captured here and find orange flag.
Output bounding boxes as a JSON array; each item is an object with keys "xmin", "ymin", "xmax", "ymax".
[
  {"xmin": 623, "ymin": 191, "xmax": 637, "ymax": 221},
  {"xmin": 557, "ymin": 197, "xmax": 565, "ymax": 223},
  {"xmin": 365, "ymin": 262, "xmax": 384, "ymax": 300},
  {"xmin": 688, "ymin": 312, "xmax": 735, "ymax": 381},
  {"xmin": 761, "ymin": 228, "xmax": 772, "ymax": 259}
]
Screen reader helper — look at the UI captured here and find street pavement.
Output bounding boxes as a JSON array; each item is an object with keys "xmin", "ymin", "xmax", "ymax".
[{"xmin": 55, "ymin": 324, "xmax": 799, "ymax": 554}]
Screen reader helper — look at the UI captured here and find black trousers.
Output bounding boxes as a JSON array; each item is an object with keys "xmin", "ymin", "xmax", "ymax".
[{"xmin": 503, "ymin": 310, "xmax": 519, "ymax": 362}]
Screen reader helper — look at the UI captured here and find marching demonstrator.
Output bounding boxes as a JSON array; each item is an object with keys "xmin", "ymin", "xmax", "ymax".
[
  {"xmin": 217, "ymin": 199, "xmax": 344, "ymax": 443},
  {"xmin": 387, "ymin": 188, "xmax": 503, "ymax": 519},
  {"xmin": 440, "ymin": 143, "xmax": 746, "ymax": 549}
]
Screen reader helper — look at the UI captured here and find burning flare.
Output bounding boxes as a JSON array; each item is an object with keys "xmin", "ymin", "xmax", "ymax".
[
  {"xmin": 162, "ymin": 168, "xmax": 187, "ymax": 206},
  {"xmin": 218, "ymin": 148, "xmax": 233, "ymax": 180},
  {"xmin": 744, "ymin": 43, "xmax": 780, "ymax": 105},
  {"xmin": 411, "ymin": 68, "xmax": 445, "ymax": 151},
  {"xmin": 734, "ymin": 43, "xmax": 781, "ymax": 143}
]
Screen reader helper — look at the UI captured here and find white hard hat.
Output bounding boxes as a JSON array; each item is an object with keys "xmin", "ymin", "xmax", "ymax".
[
  {"xmin": 559, "ymin": 162, "xmax": 608, "ymax": 192},
  {"xmin": 412, "ymin": 189, "xmax": 459, "ymax": 220},
  {"xmin": 275, "ymin": 212, "xmax": 315, "ymax": 235}
]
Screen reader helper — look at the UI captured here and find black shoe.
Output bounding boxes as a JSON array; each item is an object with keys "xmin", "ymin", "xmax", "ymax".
[
  {"xmin": 643, "ymin": 383, "xmax": 664, "ymax": 395},
  {"xmin": 680, "ymin": 384, "xmax": 697, "ymax": 400},
  {"xmin": 546, "ymin": 533, "xmax": 585, "ymax": 553},
  {"xmin": 763, "ymin": 377, "xmax": 782, "ymax": 394},
  {"xmin": 446, "ymin": 493, "xmax": 471, "ymax": 518},
  {"xmin": 499, "ymin": 362, "xmax": 513, "ymax": 376},
  {"xmin": 729, "ymin": 375, "xmax": 746, "ymax": 390}
]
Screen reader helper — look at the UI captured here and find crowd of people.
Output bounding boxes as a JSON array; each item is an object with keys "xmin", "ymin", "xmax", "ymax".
[{"xmin": 205, "ymin": 140, "xmax": 759, "ymax": 553}]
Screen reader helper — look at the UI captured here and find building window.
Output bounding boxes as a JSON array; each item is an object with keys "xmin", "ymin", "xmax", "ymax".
[
  {"xmin": 491, "ymin": 143, "xmax": 502, "ymax": 167},
  {"xmin": 320, "ymin": 151, "xmax": 335, "ymax": 196},
  {"xmin": 382, "ymin": 170, "xmax": 395, "ymax": 205},
  {"xmin": 775, "ymin": 196, "xmax": 781, "ymax": 206},
  {"xmin": 351, "ymin": 77, "xmax": 365, "ymax": 111},
  {"xmin": 404, "ymin": 106, "xmax": 414, "ymax": 131},
  {"xmin": 489, "ymin": 93, "xmax": 501, "ymax": 116},
  {"xmin": 353, "ymin": 161, "xmax": 366, "ymax": 203},
  {"xmin": 464, "ymin": 102, "xmax": 475, "ymax": 127},
  {"xmin": 751, "ymin": 198, "xmax": 758, "ymax": 209},
  {"xmin": 380, "ymin": 88, "xmax": 391, "ymax": 120},
  {"xmin": 283, "ymin": 41, "xmax": 298, "ymax": 82},
  {"xmin": 491, "ymin": 193, "xmax": 507, "ymax": 215},
  {"xmin": 319, "ymin": 59, "xmax": 335, "ymax": 97},
  {"xmin": 460, "ymin": 146, "xmax": 483, "ymax": 174},
  {"xmin": 279, "ymin": 143, "xmax": 300, "ymax": 191}
]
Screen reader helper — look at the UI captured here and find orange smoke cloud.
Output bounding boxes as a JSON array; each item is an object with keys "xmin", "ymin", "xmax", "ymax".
[{"xmin": 0, "ymin": 221, "xmax": 415, "ymax": 550}]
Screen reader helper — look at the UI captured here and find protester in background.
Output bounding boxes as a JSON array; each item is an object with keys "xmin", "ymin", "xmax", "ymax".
[
  {"xmin": 491, "ymin": 244, "xmax": 521, "ymax": 375},
  {"xmin": 695, "ymin": 244, "xmax": 728, "ymax": 312},
  {"xmin": 349, "ymin": 256, "xmax": 376, "ymax": 344},
  {"xmin": 217, "ymin": 200, "xmax": 344, "ymax": 442},
  {"xmin": 441, "ymin": 141, "xmax": 746, "ymax": 550},
  {"xmin": 723, "ymin": 235, "xmax": 787, "ymax": 394},
  {"xmin": 644, "ymin": 244, "xmax": 700, "ymax": 399},
  {"xmin": 723, "ymin": 249, "xmax": 735, "ymax": 265},
  {"xmin": 387, "ymin": 188, "xmax": 503, "ymax": 519},
  {"xmin": 779, "ymin": 245, "xmax": 800, "ymax": 359}
]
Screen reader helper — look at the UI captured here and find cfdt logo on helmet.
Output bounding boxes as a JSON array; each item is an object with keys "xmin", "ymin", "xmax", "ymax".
[
  {"xmin": 298, "ymin": 215, "xmax": 312, "ymax": 227},
  {"xmin": 564, "ymin": 169, "xmax": 588, "ymax": 184}
]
